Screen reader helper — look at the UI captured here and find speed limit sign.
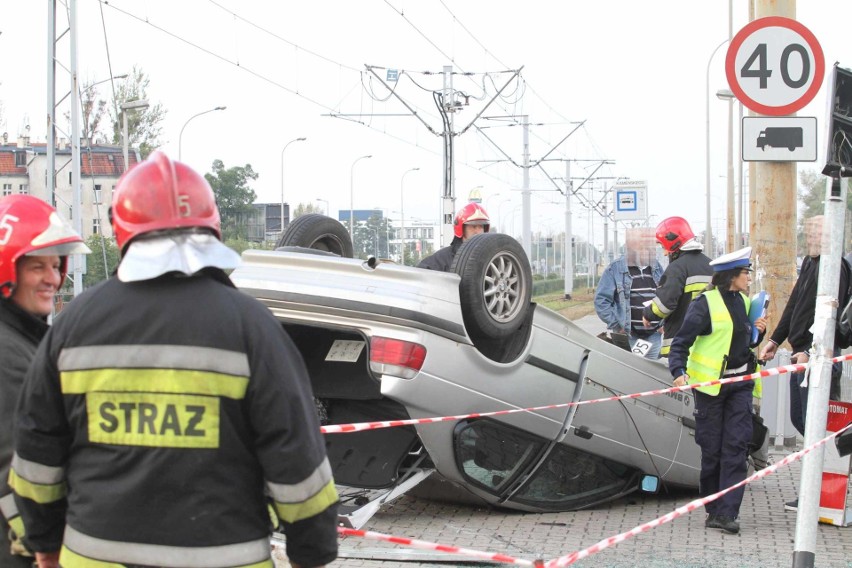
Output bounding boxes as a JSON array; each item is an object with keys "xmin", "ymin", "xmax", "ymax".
[{"xmin": 725, "ymin": 16, "xmax": 824, "ymax": 116}]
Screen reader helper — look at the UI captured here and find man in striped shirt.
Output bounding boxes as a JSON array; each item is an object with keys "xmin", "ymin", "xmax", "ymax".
[{"xmin": 595, "ymin": 228, "xmax": 664, "ymax": 358}]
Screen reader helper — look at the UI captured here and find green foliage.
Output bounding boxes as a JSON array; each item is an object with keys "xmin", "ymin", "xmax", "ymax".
[
  {"xmin": 205, "ymin": 160, "xmax": 258, "ymax": 241},
  {"xmin": 797, "ymin": 169, "xmax": 852, "ymax": 254},
  {"xmin": 223, "ymin": 237, "xmax": 274, "ymax": 256},
  {"xmin": 82, "ymin": 234, "xmax": 120, "ymax": 289},
  {"xmin": 107, "ymin": 66, "xmax": 166, "ymax": 158},
  {"xmin": 348, "ymin": 213, "xmax": 395, "ymax": 259},
  {"xmin": 293, "ymin": 202, "xmax": 322, "ymax": 218}
]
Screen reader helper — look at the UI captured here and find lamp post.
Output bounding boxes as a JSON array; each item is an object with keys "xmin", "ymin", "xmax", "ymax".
[
  {"xmin": 120, "ymin": 99, "xmax": 149, "ymax": 173},
  {"xmin": 716, "ymin": 88, "xmax": 736, "ymax": 251},
  {"xmin": 315, "ymin": 198, "xmax": 329, "ymax": 216},
  {"xmin": 178, "ymin": 106, "xmax": 227, "ymax": 161},
  {"xmin": 705, "ymin": 39, "xmax": 728, "ymax": 253},
  {"xmin": 349, "ymin": 154, "xmax": 372, "ymax": 241},
  {"xmin": 279, "ymin": 137, "xmax": 307, "ymax": 232},
  {"xmin": 399, "ymin": 167, "xmax": 419, "ymax": 265}
]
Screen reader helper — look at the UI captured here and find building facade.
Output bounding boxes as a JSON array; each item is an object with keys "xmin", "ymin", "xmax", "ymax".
[{"xmin": 0, "ymin": 137, "xmax": 139, "ymax": 240}]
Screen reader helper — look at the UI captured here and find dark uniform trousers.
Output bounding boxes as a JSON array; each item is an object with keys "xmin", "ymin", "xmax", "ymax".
[{"xmin": 693, "ymin": 379, "xmax": 754, "ymax": 519}]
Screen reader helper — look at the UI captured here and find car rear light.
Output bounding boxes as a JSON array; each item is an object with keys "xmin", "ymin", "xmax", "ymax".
[{"xmin": 369, "ymin": 336, "xmax": 426, "ymax": 380}]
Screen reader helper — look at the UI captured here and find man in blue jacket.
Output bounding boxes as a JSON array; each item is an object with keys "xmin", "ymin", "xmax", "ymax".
[{"xmin": 594, "ymin": 227, "xmax": 664, "ymax": 358}]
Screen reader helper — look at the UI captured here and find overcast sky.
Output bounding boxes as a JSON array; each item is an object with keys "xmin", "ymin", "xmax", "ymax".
[{"xmin": 2, "ymin": 0, "xmax": 848, "ymax": 247}]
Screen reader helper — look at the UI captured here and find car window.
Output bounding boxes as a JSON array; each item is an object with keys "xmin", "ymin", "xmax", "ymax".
[
  {"xmin": 509, "ymin": 443, "xmax": 637, "ymax": 510},
  {"xmin": 454, "ymin": 420, "xmax": 545, "ymax": 495}
]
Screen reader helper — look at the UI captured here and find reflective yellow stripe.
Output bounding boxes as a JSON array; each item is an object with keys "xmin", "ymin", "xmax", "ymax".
[
  {"xmin": 651, "ymin": 300, "xmax": 668, "ymax": 318},
  {"xmin": 8, "ymin": 468, "xmax": 67, "ymax": 504},
  {"xmin": 266, "ymin": 459, "xmax": 334, "ymax": 504},
  {"xmin": 684, "ymin": 282, "xmax": 708, "ymax": 298},
  {"xmin": 8, "ymin": 516, "xmax": 25, "ymax": 539},
  {"xmin": 86, "ymin": 392, "xmax": 220, "ymax": 448},
  {"xmin": 11, "ymin": 453, "xmax": 65, "ymax": 485},
  {"xmin": 58, "ymin": 345, "xmax": 250, "ymax": 377},
  {"xmin": 273, "ymin": 479, "xmax": 338, "ymax": 524},
  {"xmin": 60, "ymin": 546, "xmax": 126, "ymax": 568},
  {"xmin": 63, "ymin": 526, "xmax": 272, "ymax": 567},
  {"xmin": 59, "ymin": 546, "xmax": 274, "ymax": 568},
  {"xmin": 62, "ymin": 369, "xmax": 248, "ymax": 399}
]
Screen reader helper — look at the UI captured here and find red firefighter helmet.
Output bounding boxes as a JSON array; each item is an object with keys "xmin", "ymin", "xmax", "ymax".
[
  {"xmin": 453, "ymin": 202, "xmax": 491, "ymax": 238},
  {"xmin": 0, "ymin": 194, "xmax": 89, "ymax": 298},
  {"xmin": 655, "ymin": 216, "xmax": 695, "ymax": 253},
  {"xmin": 111, "ymin": 151, "xmax": 221, "ymax": 252}
]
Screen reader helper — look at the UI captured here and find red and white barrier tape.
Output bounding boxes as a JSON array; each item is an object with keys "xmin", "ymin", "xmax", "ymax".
[
  {"xmin": 334, "ymin": 424, "xmax": 852, "ymax": 566},
  {"xmin": 543, "ymin": 423, "xmax": 852, "ymax": 567},
  {"xmin": 338, "ymin": 526, "xmax": 541, "ymax": 566},
  {"xmin": 321, "ymin": 353, "xmax": 852, "ymax": 434}
]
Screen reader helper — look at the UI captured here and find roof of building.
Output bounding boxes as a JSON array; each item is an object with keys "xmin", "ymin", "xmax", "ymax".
[{"xmin": 0, "ymin": 143, "xmax": 137, "ymax": 176}]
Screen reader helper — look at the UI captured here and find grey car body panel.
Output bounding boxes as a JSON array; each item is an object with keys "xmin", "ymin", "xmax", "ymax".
[{"xmin": 231, "ymin": 249, "xmax": 701, "ymax": 514}]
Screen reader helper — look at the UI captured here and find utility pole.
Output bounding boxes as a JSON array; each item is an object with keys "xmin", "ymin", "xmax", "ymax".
[
  {"xmin": 441, "ymin": 65, "xmax": 456, "ymax": 246},
  {"xmin": 359, "ymin": 64, "xmax": 522, "ymax": 248},
  {"xmin": 750, "ymin": 0, "xmax": 798, "ymax": 343},
  {"xmin": 793, "ymin": 178, "xmax": 847, "ymax": 567},
  {"xmin": 564, "ymin": 160, "xmax": 573, "ymax": 299}
]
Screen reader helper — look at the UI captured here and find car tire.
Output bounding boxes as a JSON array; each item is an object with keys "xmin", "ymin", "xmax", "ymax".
[
  {"xmin": 275, "ymin": 214, "xmax": 354, "ymax": 258},
  {"xmin": 451, "ymin": 233, "xmax": 532, "ymax": 339}
]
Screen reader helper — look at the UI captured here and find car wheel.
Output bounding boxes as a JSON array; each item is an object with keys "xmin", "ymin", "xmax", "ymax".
[
  {"xmin": 275, "ymin": 214, "xmax": 354, "ymax": 258},
  {"xmin": 451, "ymin": 233, "xmax": 532, "ymax": 339}
]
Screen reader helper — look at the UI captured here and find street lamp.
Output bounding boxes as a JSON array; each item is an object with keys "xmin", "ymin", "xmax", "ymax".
[
  {"xmin": 350, "ymin": 154, "xmax": 372, "ymax": 241},
  {"xmin": 399, "ymin": 167, "xmax": 420, "ymax": 265},
  {"xmin": 120, "ymin": 99, "xmax": 149, "ymax": 173},
  {"xmin": 280, "ymin": 137, "xmax": 307, "ymax": 232},
  {"xmin": 705, "ymin": 39, "xmax": 728, "ymax": 253},
  {"xmin": 717, "ymin": 88, "xmax": 736, "ymax": 251},
  {"xmin": 315, "ymin": 198, "xmax": 329, "ymax": 216},
  {"xmin": 178, "ymin": 106, "xmax": 227, "ymax": 161}
]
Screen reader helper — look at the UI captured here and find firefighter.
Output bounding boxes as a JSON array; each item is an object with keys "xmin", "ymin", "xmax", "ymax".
[
  {"xmin": 417, "ymin": 202, "xmax": 490, "ymax": 271},
  {"xmin": 642, "ymin": 216, "xmax": 713, "ymax": 357},
  {"xmin": 11, "ymin": 152, "xmax": 338, "ymax": 568},
  {"xmin": 0, "ymin": 195, "xmax": 89, "ymax": 567}
]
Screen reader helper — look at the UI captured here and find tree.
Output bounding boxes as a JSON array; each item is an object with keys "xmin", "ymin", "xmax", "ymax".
[
  {"xmin": 82, "ymin": 234, "xmax": 120, "ymax": 289},
  {"xmin": 293, "ymin": 202, "xmax": 322, "ymax": 218},
  {"xmin": 108, "ymin": 66, "xmax": 166, "ymax": 158},
  {"xmin": 204, "ymin": 159, "xmax": 258, "ymax": 241},
  {"xmin": 352, "ymin": 213, "xmax": 394, "ymax": 260},
  {"xmin": 797, "ymin": 168, "xmax": 852, "ymax": 254},
  {"xmin": 71, "ymin": 77, "xmax": 109, "ymax": 143}
]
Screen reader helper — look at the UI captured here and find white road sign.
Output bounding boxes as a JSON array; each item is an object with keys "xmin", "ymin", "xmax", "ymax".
[
  {"xmin": 613, "ymin": 181, "xmax": 648, "ymax": 221},
  {"xmin": 742, "ymin": 116, "xmax": 817, "ymax": 162},
  {"xmin": 725, "ymin": 16, "xmax": 824, "ymax": 116}
]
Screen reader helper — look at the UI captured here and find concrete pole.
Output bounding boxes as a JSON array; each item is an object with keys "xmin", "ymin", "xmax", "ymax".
[
  {"xmin": 725, "ymin": 0, "xmax": 735, "ymax": 251},
  {"xmin": 752, "ymin": 0, "xmax": 797, "ymax": 345},
  {"xmin": 47, "ymin": 0, "xmax": 56, "ymax": 208},
  {"xmin": 792, "ymin": 178, "xmax": 847, "ymax": 568},
  {"xmin": 564, "ymin": 160, "xmax": 574, "ymax": 299},
  {"xmin": 70, "ymin": 0, "xmax": 83, "ymax": 297}
]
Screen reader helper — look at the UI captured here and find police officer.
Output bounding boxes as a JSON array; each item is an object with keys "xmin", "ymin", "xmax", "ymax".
[
  {"xmin": 669, "ymin": 247, "xmax": 767, "ymax": 535},
  {"xmin": 418, "ymin": 202, "xmax": 490, "ymax": 271},
  {"xmin": 0, "ymin": 195, "xmax": 89, "ymax": 567},
  {"xmin": 643, "ymin": 216, "xmax": 713, "ymax": 356},
  {"xmin": 11, "ymin": 152, "xmax": 338, "ymax": 568}
]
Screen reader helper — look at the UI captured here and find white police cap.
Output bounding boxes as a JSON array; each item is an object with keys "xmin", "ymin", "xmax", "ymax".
[{"xmin": 709, "ymin": 246, "xmax": 753, "ymax": 272}]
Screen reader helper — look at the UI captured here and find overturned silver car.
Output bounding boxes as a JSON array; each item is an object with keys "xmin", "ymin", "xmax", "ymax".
[{"xmin": 230, "ymin": 214, "xmax": 700, "ymax": 528}]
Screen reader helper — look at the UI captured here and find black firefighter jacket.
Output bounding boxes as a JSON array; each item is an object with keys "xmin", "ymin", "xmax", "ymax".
[{"xmin": 11, "ymin": 270, "xmax": 338, "ymax": 568}]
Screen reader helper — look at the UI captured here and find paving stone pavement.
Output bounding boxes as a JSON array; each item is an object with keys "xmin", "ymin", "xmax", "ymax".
[{"xmin": 273, "ymin": 449, "xmax": 852, "ymax": 567}]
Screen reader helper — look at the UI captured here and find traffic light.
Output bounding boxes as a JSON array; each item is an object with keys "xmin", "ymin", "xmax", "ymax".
[{"xmin": 823, "ymin": 63, "xmax": 852, "ymax": 177}]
